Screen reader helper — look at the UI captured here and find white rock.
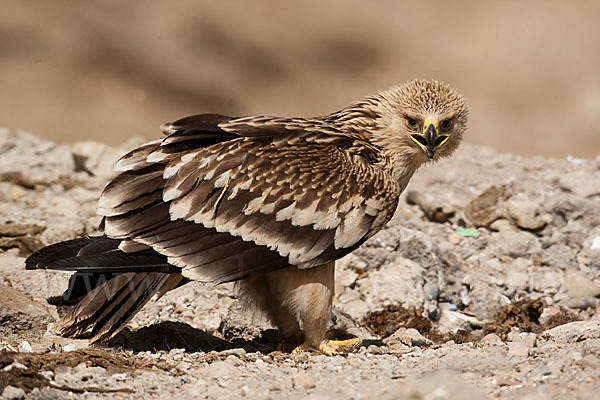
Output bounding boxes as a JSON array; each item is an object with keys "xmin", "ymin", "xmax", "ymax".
[
  {"xmin": 564, "ymin": 270, "xmax": 600, "ymax": 298},
  {"xmin": 505, "ymin": 270, "xmax": 529, "ymax": 290},
  {"xmin": 62, "ymin": 342, "xmax": 88, "ymax": 352},
  {"xmin": 508, "ymin": 341, "xmax": 529, "ymax": 357},
  {"xmin": 1, "ymin": 386, "xmax": 26, "ymax": 400},
  {"xmin": 17, "ymin": 341, "xmax": 32, "ymax": 353},
  {"xmin": 591, "ymin": 236, "xmax": 600, "ymax": 251},
  {"xmin": 357, "ymin": 256, "xmax": 426, "ymax": 311},
  {"xmin": 291, "ymin": 372, "xmax": 316, "ymax": 390},
  {"xmin": 506, "ymin": 196, "xmax": 550, "ymax": 230},
  {"xmin": 2, "ymin": 362, "xmax": 27, "ymax": 371},
  {"xmin": 437, "ymin": 305, "xmax": 484, "ymax": 334},
  {"xmin": 384, "ymin": 327, "xmax": 432, "ymax": 347},
  {"xmin": 488, "ymin": 231, "xmax": 542, "ymax": 258},
  {"xmin": 506, "ymin": 331, "xmax": 536, "ymax": 348},
  {"xmin": 542, "ymin": 321, "xmax": 600, "ymax": 343},
  {"xmin": 480, "ymin": 333, "xmax": 503, "ymax": 344}
]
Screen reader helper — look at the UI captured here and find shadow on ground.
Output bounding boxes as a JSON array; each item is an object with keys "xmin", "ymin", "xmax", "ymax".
[{"xmin": 107, "ymin": 321, "xmax": 284, "ymax": 354}]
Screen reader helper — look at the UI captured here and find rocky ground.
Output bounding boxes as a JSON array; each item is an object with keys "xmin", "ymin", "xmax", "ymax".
[{"xmin": 0, "ymin": 128, "xmax": 599, "ymax": 399}]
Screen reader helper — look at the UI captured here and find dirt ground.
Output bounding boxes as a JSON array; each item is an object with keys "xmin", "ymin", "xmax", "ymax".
[
  {"xmin": 2, "ymin": 0, "xmax": 600, "ymax": 158},
  {"xmin": 1, "ymin": 129, "xmax": 599, "ymax": 399}
]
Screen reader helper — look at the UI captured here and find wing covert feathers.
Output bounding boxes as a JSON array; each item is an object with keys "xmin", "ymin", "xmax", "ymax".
[{"xmin": 98, "ymin": 114, "xmax": 400, "ymax": 282}]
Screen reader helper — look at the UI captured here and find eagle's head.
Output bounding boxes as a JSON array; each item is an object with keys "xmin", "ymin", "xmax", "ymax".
[{"xmin": 367, "ymin": 79, "xmax": 469, "ymax": 181}]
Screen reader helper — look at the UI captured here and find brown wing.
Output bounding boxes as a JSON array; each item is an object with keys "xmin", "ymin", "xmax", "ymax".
[{"xmin": 98, "ymin": 114, "xmax": 400, "ymax": 283}]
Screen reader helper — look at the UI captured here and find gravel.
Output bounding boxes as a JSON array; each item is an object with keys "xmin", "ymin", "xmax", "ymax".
[{"xmin": 1, "ymin": 128, "xmax": 599, "ymax": 399}]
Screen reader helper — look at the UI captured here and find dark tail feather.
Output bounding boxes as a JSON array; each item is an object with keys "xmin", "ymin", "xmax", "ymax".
[
  {"xmin": 25, "ymin": 237, "xmax": 96, "ymax": 270},
  {"xmin": 25, "ymin": 236, "xmax": 187, "ymax": 342},
  {"xmin": 56, "ymin": 271, "xmax": 183, "ymax": 343}
]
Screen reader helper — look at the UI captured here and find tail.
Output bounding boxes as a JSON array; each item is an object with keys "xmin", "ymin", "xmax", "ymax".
[{"xmin": 26, "ymin": 236, "xmax": 187, "ymax": 343}]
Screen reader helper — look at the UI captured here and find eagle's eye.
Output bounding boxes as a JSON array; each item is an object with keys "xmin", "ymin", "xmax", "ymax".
[
  {"xmin": 406, "ymin": 117, "xmax": 419, "ymax": 130},
  {"xmin": 440, "ymin": 118, "xmax": 454, "ymax": 132}
]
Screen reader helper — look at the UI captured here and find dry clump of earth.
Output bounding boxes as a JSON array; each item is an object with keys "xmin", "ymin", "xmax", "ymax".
[{"xmin": 1, "ymin": 127, "xmax": 600, "ymax": 399}]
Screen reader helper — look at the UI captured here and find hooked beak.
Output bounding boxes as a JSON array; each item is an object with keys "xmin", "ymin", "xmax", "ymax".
[{"xmin": 409, "ymin": 119, "xmax": 450, "ymax": 160}]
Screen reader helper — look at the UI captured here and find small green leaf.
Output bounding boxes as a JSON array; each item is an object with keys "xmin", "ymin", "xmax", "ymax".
[{"xmin": 456, "ymin": 228, "xmax": 480, "ymax": 238}]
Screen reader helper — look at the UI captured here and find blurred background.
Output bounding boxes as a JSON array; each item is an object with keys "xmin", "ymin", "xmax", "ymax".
[{"xmin": 1, "ymin": 0, "xmax": 599, "ymax": 157}]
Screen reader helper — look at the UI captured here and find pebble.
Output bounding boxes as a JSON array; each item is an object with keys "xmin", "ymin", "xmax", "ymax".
[
  {"xmin": 506, "ymin": 196, "xmax": 550, "ymax": 230},
  {"xmin": 564, "ymin": 270, "xmax": 600, "ymax": 298},
  {"xmin": 497, "ymin": 377, "xmax": 520, "ymax": 386},
  {"xmin": 489, "ymin": 218, "xmax": 518, "ymax": 232},
  {"xmin": 448, "ymin": 232, "xmax": 461, "ymax": 245},
  {"xmin": 199, "ymin": 361, "xmax": 240, "ymax": 379},
  {"xmin": 540, "ymin": 244, "xmax": 578, "ymax": 269},
  {"xmin": 506, "ymin": 331, "xmax": 536, "ymax": 348},
  {"xmin": 505, "ymin": 270, "xmax": 529, "ymax": 290},
  {"xmin": 241, "ymin": 385, "xmax": 251, "ymax": 396},
  {"xmin": 359, "ymin": 256, "xmax": 426, "ymax": 310},
  {"xmin": 538, "ymin": 306, "xmax": 562, "ymax": 326},
  {"xmin": 219, "ymin": 348, "xmax": 246, "ymax": 358},
  {"xmin": 1, "ymin": 386, "xmax": 26, "ymax": 400},
  {"xmin": 225, "ymin": 355, "xmax": 244, "ymax": 366},
  {"xmin": 167, "ymin": 348, "xmax": 185, "ymax": 362},
  {"xmin": 582, "ymin": 338, "xmax": 600, "ymax": 356},
  {"xmin": 2, "ymin": 362, "xmax": 27, "ymax": 371},
  {"xmin": 559, "ymin": 172, "xmax": 600, "ymax": 197},
  {"xmin": 508, "ymin": 342, "xmax": 529, "ymax": 357},
  {"xmin": 423, "ymin": 279, "xmax": 439, "ymax": 301},
  {"xmin": 591, "ymin": 236, "xmax": 600, "ymax": 251},
  {"xmin": 542, "ymin": 321, "xmax": 600, "ymax": 343},
  {"xmin": 488, "ymin": 231, "xmax": 542, "ymax": 258},
  {"xmin": 531, "ymin": 364, "xmax": 552, "ymax": 381},
  {"xmin": 291, "ymin": 372, "xmax": 316, "ymax": 390},
  {"xmin": 17, "ymin": 341, "xmax": 32, "ymax": 353},
  {"xmin": 365, "ymin": 344, "xmax": 386, "ymax": 355},
  {"xmin": 582, "ymin": 355, "xmax": 600, "ymax": 369},
  {"xmin": 39, "ymin": 370, "xmax": 54, "ymax": 380},
  {"xmin": 244, "ymin": 352, "xmax": 260, "ymax": 362},
  {"xmin": 62, "ymin": 343, "xmax": 87, "ymax": 352},
  {"xmin": 480, "ymin": 333, "xmax": 503, "ymax": 345},
  {"xmin": 562, "ymin": 296, "xmax": 597, "ymax": 310},
  {"xmin": 437, "ymin": 305, "xmax": 484, "ymax": 333},
  {"xmin": 385, "ymin": 327, "xmax": 432, "ymax": 347}
]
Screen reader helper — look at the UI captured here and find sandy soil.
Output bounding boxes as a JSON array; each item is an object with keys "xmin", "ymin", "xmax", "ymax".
[
  {"xmin": 1, "ymin": 129, "xmax": 599, "ymax": 399},
  {"xmin": 1, "ymin": 0, "xmax": 600, "ymax": 158}
]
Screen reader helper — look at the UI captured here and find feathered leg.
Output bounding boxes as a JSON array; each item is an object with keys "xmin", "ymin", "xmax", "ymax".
[
  {"xmin": 236, "ymin": 276, "xmax": 302, "ymax": 343},
  {"xmin": 265, "ymin": 262, "xmax": 360, "ymax": 355}
]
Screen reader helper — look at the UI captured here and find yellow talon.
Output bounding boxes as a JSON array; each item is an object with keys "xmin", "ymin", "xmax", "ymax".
[
  {"xmin": 292, "ymin": 341, "xmax": 312, "ymax": 354},
  {"xmin": 292, "ymin": 337, "xmax": 361, "ymax": 355}
]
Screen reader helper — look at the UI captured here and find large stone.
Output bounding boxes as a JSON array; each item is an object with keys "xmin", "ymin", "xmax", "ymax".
[
  {"xmin": 506, "ymin": 195, "xmax": 551, "ymax": 230},
  {"xmin": 542, "ymin": 321, "xmax": 600, "ymax": 343},
  {"xmin": 0, "ymin": 282, "xmax": 53, "ymax": 338},
  {"xmin": 464, "ymin": 185, "xmax": 511, "ymax": 227},
  {"xmin": 384, "ymin": 327, "xmax": 432, "ymax": 347},
  {"xmin": 559, "ymin": 171, "xmax": 600, "ymax": 198},
  {"xmin": 0, "ymin": 129, "xmax": 76, "ymax": 185},
  {"xmin": 405, "ymin": 190, "xmax": 456, "ymax": 223},
  {"xmin": 1, "ymin": 386, "xmax": 26, "ymax": 400},
  {"xmin": 356, "ymin": 256, "xmax": 426, "ymax": 311},
  {"xmin": 563, "ymin": 270, "xmax": 600, "ymax": 298},
  {"xmin": 540, "ymin": 244, "xmax": 578, "ymax": 269},
  {"xmin": 487, "ymin": 230, "xmax": 542, "ymax": 258}
]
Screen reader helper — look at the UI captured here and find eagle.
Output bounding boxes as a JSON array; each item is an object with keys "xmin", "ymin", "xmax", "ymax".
[{"xmin": 26, "ymin": 79, "xmax": 469, "ymax": 355}]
